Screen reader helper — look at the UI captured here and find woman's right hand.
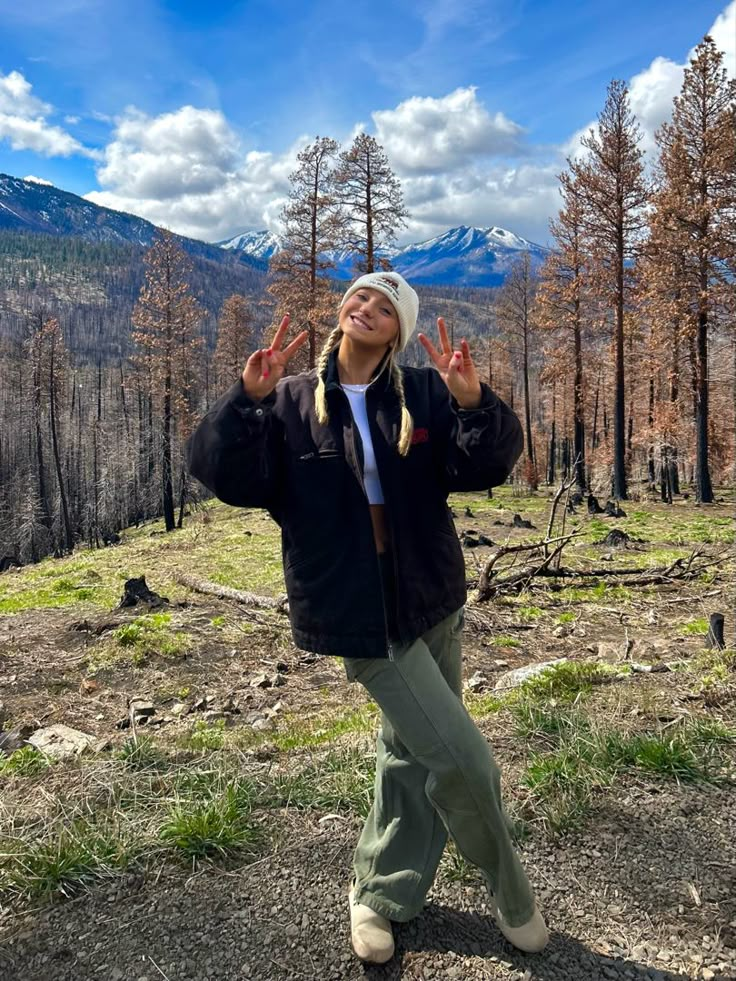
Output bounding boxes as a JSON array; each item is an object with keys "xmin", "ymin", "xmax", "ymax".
[{"xmin": 241, "ymin": 315, "xmax": 308, "ymax": 402}]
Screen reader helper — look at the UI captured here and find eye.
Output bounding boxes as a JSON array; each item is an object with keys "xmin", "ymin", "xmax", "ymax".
[
  {"xmin": 380, "ymin": 306, "xmax": 393, "ymax": 317},
  {"xmin": 356, "ymin": 292, "xmax": 368, "ymax": 301}
]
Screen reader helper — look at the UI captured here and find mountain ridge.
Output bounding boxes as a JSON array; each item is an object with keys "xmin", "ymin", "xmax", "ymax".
[{"xmin": 219, "ymin": 224, "xmax": 549, "ymax": 287}]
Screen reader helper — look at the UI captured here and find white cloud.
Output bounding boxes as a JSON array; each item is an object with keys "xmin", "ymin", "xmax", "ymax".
[
  {"xmin": 697, "ymin": 0, "xmax": 735, "ymax": 76},
  {"xmin": 373, "ymin": 87, "xmax": 526, "ymax": 174},
  {"xmin": 86, "ymin": 105, "xmax": 302, "ymax": 241},
  {"xmin": 77, "ymin": 2, "xmax": 734, "ymax": 249},
  {"xmin": 566, "ymin": 2, "xmax": 736, "ymax": 162},
  {"xmin": 628, "ymin": 57, "xmax": 685, "ymax": 155},
  {"xmin": 400, "ymin": 162, "xmax": 561, "ymax": 246},
  {"xmin": 0, "ymin": 69, "xmax": 94, "ymax": 158}
]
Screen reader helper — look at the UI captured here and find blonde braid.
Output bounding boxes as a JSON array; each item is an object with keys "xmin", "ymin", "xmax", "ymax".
[
  {"xmin": 390, "ymin": 358, "xmax": 414, "ymax": 457},
  {"xmin": 314, "ymin": 326, "xmax": 343, "ymax": 425}
]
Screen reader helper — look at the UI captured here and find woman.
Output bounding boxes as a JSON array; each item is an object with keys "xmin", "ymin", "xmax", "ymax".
[{"xmin": 187, "ymin": 271, "xmax": 548, "ymax": 964}]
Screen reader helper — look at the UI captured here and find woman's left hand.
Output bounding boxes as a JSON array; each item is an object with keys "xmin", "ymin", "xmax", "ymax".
[{"xmin": 418, "ymin": 318, "xmax": 482, "ymax": 409}]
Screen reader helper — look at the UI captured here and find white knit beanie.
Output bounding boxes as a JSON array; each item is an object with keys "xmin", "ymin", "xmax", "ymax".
[{"xmin": 339, "ymin": 271, "xmax": 419, "ymax": 352}]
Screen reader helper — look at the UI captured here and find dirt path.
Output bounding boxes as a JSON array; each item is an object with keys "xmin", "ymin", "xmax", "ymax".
[{"xmin": 3, "ymin": 776, "xmax": 735, "ymax": 981}]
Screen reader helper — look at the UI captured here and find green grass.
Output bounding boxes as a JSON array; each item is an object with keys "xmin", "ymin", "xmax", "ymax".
[
  {"xmin": 188, "ymin": 719, "xmax": 227, "ymax": 751},
  {"xmin": 1, "ymin": 825, "xmax": 129, "ymax": 900},
  {"xmin": 0, "ymin": 746, "xmax": 52, "ymax": 777},
  {"xmin": 491, "ymin": 635, "xmax": 522, "ymax": 648},
  {"xmin": 516, "ymin": 661, "xmax": 626, "ymax": 705},
  {"xmin": 116, "ymin": 735, "xmax": 166, "ymax": 771},
  {"xmin": 520, "ymin": 715, "xmax": 735, "ymax": 833},
  {"xmin": 554, "ymin": 581, "xmax": 633, "ymax": 604},
  {"xmin": 159, "ymin": 783, "xmax": 262, "ymax": 862},
  {"xmin": 681, "ymin": 618, "xmax": 709, "ymax": 636},
  {"xmin": 264, "ymin": 746, "xmax": 375, "ymax": 818},
  {"xmin": 266, "ymin": 705, "xmax": 379, "ymax": 752},
  {"xmin": 517, "ymin": 605, "xmax": 543, "ymax": 621}
]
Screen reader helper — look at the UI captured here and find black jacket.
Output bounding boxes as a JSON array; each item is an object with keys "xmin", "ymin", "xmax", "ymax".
[{"xmin": 187, "ymin": 350, "xmax": 523, "ymax": 658}]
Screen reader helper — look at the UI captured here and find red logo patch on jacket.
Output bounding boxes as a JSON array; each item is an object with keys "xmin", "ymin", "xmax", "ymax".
[{"xmin": 411, "ymin": 427, "xmax": 429, "ymax": 445}]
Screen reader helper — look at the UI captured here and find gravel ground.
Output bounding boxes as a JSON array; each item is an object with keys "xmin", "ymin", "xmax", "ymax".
[{"xmin": 2, "ymin": 781, "xmax": 735, "ymax": 981}]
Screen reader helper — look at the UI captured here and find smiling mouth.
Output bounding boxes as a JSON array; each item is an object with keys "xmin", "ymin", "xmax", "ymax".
[{"xmin": 350, "ymin": 315, "xmax": 373, "ymax": 331}]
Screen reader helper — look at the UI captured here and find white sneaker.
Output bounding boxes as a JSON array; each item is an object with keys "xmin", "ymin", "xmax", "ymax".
[
  {"xmin": 348, "ymin": 885, "xmax": 395, "ymax": 964},
  {"xmin": 489, "ymin": 899, "xmax": 549, "ymax": 953}
]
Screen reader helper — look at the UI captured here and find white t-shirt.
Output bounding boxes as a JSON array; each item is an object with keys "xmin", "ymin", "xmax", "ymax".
[{"xmin": 341, "ymin": 384, "xmax": 385, "ymax": 504}]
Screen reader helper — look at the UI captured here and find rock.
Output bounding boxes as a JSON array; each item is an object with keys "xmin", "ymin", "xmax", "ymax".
[
  {"xmin": 598, "ymin": 641, "xmax": 625, "ymax": 663},
  {"xmin": 170, "ymin": 702, "xmax": 188, "ymax": 717},
  {"xmin": 203, "ymin": 711, "xmax": 227, "ymax": 723},
  {"xmin": 0, "ymin": 728, "xmax": 30, "ymax": 755},
  {"xmin": 552, "ymin": 624, "xmax": 570, "ymax": 638},
  {"xmin": 221, "ymin": 695, "xmax": 240, "ymax": 714},
  {"xmin": 264, "ymin": 701, "xmax": 284, "ymax": 719},
  {"xmin": 495, "ymin": 659, "xmax": 568, "ymax": 692},
  {"xmin": 79, "ymin": 678, "xmax": 99, "ymax": 695},
  {"xmin": 192, "ymin": 696, "xmax": 209, "ymax": 712},
  {"xmin": 466, "ymin": 671, "xmax": 487, "ymax": 692},
  {"xmin": 28, "ymin": 724, "xmax": 95, "ymax": 760},
  {"xmin": 129, "ymin": 699, "xmax": 155, "ymax": 726},
  {"xmin": 284, "ymin": 923, "xmax": 299, "ymax": 939},
  {"xmin": 251, "ymin": 673, "xmax": 272, "ymax": 689}
]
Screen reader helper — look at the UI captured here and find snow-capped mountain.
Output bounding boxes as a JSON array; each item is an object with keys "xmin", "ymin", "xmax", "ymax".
[
  {"xmin": 0, "ymin": 173, "xmax": 266, "ymax": 271},
  {"xmin": 216, "ymin": 229, "xmax": 281, "ymax": 260},
  {"xmin": 219, "ymin": 224, "xmax": 548, "ymax": 287},
  {"xmin": 391, "ymin": 225, "xmax": 547, "ymax": 287}
]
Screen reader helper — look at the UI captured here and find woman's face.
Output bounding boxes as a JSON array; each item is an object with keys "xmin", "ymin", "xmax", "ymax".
[{"xmin": 339, "ymin": 287, "xmax": 400, "ymax": 350}]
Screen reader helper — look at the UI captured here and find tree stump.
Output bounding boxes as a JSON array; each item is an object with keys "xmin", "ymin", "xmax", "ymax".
[
  {"xmin": 602, "ymin": 529, "xmax": 631, "ymax": 548},
  {"xmin": 118, "ymin": 576, "xmax": 168, "ymax": 609},
  {"xmin": 512, "ymin": 513, "xmax": 535, "ymax": 529},
  {"xmin": 587, "ymin": 495, "xmax": 604, "ymax": 514},
  {"xmin": 604, "ymin": 500, "xmax": 627, "ymax": 518},
  {"xmin": 706, "ymin": 613, "xmax": 725, "ymax": 651}
]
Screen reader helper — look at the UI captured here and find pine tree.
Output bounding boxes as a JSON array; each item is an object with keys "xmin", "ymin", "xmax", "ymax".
[
  {"xmin": 649, "ymin": 36, "xmax": 736, "ymax": 503},
  {"xmin": 571, "ymin": 80, "xmax": 648, "ymax": 500},
  {"xmin": 537, "ymin": 170, "xmax": 592, "ymax": 491},
  {"xmin": 496, "ymin": 252, "xmax": 539, "ymax": 488},
  {"xmin": 213, "ymin": 294, "xmax": 254, "ymax": 392},
  {"xmin": 268, "ymin": 137, "xmax": 342, "ymax": 368},
  {"xmin": 132, "ymin": 231, "xmax": 204, "ymax": 532},
  {"xmin": 334, "ymin": 133, "xmax": 408, "ymax": 273}
]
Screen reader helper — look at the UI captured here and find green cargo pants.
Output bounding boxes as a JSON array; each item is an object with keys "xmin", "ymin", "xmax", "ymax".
[{"xmin": 344, "ymin": 608, "xmax": 536, "ymax": 928}]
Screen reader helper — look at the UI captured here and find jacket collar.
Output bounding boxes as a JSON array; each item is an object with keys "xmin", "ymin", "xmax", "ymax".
[{"xmin": 324, "ymin": 346, "xmax": 394, "ymax": 395}]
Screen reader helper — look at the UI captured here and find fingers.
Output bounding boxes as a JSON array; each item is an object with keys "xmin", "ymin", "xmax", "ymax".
[
  {"xmin": 270, "ymin": 315, "xmax": 291, "ymax": 351},
  {"xmin": 437, "ymin": 317, "xmax": 452, "ymax": 355},
  {"xmin": 417, "ymin": 332, "xmax": 442, "ymax": 366},
  {"xmin": 461, "ymin": 338, "xmax": 475, "ymax": 370},
  {"xmin": 282, "ymin": 330, "xmax": 309, "ymax": 360}
]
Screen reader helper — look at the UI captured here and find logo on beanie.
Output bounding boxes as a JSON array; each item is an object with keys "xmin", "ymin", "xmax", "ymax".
[{"xmin": 376, "ymin": 275, "xmax": 400, "ymax": 299}]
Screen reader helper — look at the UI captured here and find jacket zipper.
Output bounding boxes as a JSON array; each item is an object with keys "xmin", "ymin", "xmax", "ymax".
[{"xmin": 338, "ymin": 386, "xmax": 394, "ymax": 660}]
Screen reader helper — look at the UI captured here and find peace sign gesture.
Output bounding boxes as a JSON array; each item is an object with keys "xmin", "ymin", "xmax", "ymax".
[
  {"xmin": 418, "ymin": 318, "xmax": 482, "ymax": 409},
  {"xmin": 241, "ymin": 315, "xmax": 309, "ymax": 402}
]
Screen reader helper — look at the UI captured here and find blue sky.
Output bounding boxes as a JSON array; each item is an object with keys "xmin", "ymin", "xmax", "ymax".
[{"xmin": 0, "ymin": 0, "xmax": 733, "ymax": 245}]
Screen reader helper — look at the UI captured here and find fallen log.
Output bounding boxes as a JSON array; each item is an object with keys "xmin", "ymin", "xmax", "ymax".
[{"xmin": 176, "ymin": 574, "xmax": 289, "ymax": 614}]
